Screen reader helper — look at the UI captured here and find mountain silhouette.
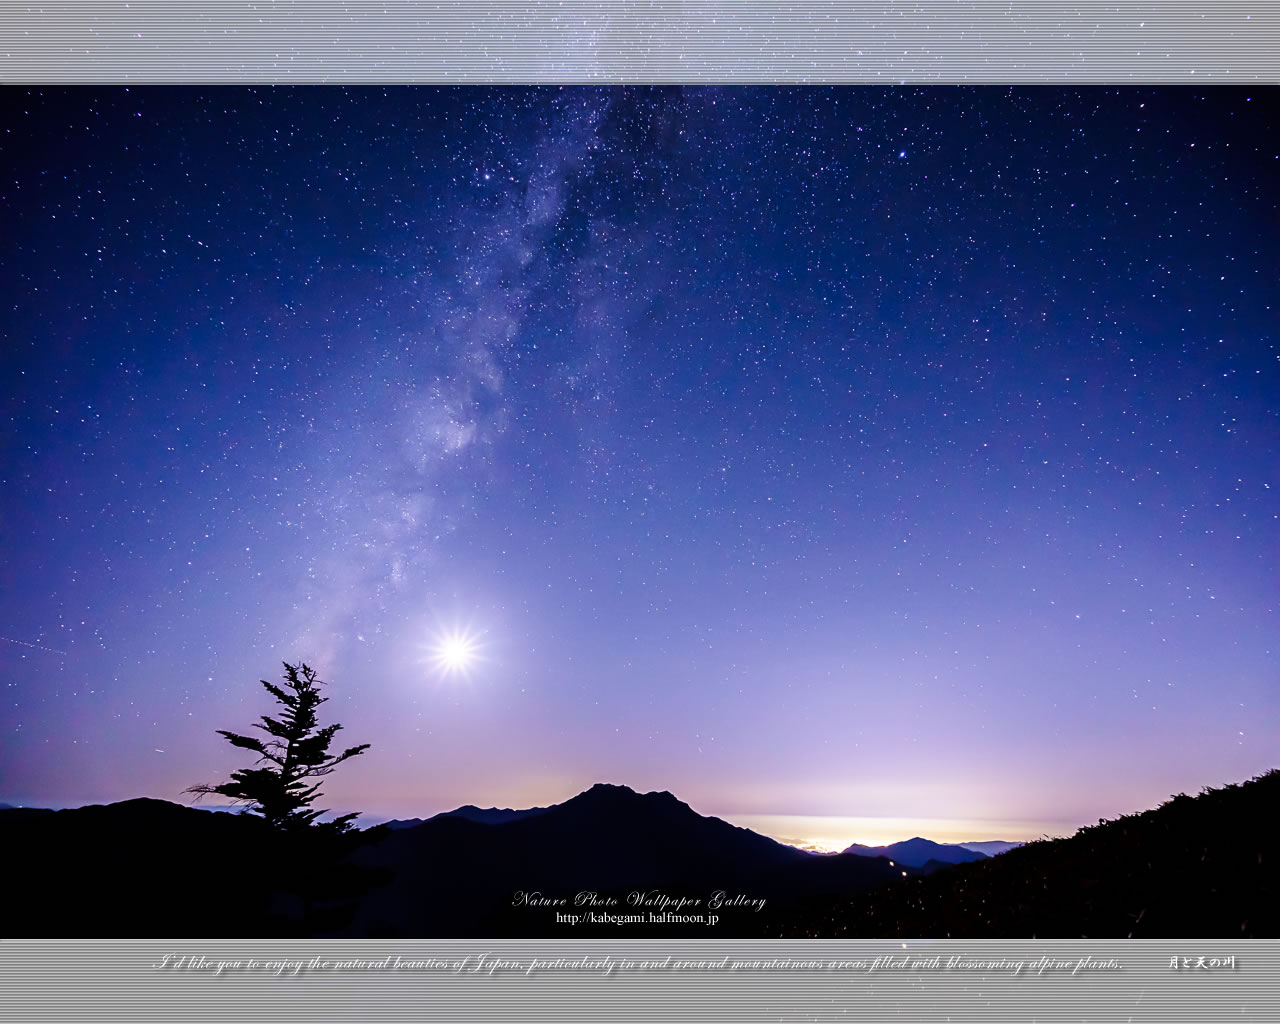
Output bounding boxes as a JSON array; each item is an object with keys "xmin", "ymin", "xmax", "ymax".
[
  {"xmin": 785, "ymin": 769, "xmax": 1279, "ymax": 938},
  {"xmin": 956, "ymin": 840, "xmax": 1024, "ymax": 856},
  {"xmin": 5, "ymin": 772, "xmax": 1274, "ymax": 937},
  {"xmin": 339, "ymin": 782, "xmax": 910, "ymax": 936},
  {"xmin": 2, "ymin": 798, "xmax": 280, "ymax": 936},
  {"xmin": 383, "ymin": 801, "xmax": 551, "ymax": 830},
  {"xmin": 842, "ymin": 837, "xmax": 988, "ymax": 868}
]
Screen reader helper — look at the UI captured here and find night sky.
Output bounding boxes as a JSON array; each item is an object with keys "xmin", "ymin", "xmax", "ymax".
[{"xmin": 2, "ymin": 87, "xmax": 1275, "ymax": 847}]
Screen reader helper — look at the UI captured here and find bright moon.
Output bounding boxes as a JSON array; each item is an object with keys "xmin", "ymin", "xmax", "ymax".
[{"xmin": 433, "ymin": 631, "xmax": 478, "ymax": 673}]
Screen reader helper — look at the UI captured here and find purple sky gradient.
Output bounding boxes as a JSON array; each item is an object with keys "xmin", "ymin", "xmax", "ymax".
[{"xmin": 2, "ymin": 87, "xmax": 1275, "ymax": 845}]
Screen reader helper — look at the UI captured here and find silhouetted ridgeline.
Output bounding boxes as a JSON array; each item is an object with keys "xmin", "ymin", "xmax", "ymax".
[
  {"xmin": 957, "ymin": 840, "xmax": 1024, "ymax": 857},
  {"xmin": 337, "ymin": 783, "xmax": 910, "ymax": 937},
  {"xmin": 0, "ymin": 784, "xmax": 908, "ymax": 937},
  {"xmin": 3, "ymin": 799, "xmax": 283, "ymax": 936},
  {"xmin": 382, "ymin": 802, "xmax": 550, "ymax": 829},
  {"xmin": 842, "ymin": 837, "xmax": 989, "ymax": 868},
  {"xmin": 783, "ymin": 770, "xmax": 1279, "ymax": 938},
  {"xmin": 2, "ymin": 772, "xmax": 1274, "ymax": 937}
]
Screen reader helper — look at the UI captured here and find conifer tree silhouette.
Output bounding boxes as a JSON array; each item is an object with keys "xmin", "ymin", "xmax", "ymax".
[{"xmin": 187, "ymin": 661, "xmax": 370, "ymax": 835}]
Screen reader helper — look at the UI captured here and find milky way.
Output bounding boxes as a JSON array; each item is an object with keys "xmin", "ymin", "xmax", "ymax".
[{"xmin": 2, "ymin": 87, "xmax": 1275, "ymax": 831}]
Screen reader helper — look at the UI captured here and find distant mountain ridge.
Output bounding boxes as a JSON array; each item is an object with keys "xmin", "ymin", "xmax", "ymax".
[
  {"xmin": 842, "ymin": 837, "xmax": 989, "ymax": 868},
  {"xmin": 956, "ymin": 840, "xmax": 1024, "ymax": 856},
  {"xmin": 383, "ymin": 802, "xmax": 551, "ymax": 830},
  {"xmin": 784, "ymin": 769, "xmax": 1279, "ymax": 938},
  {"xmin": 5, "ymin": 794, "xmax": 1025, "ymax": 857}
]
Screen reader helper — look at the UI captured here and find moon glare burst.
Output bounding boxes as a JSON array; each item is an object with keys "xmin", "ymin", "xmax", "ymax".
[{"xmin": 433, "ymin": 631, "xmax": 479, "ymax": 674}]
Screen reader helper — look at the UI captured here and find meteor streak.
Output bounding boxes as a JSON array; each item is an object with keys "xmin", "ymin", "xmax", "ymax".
[{"xmin": 0, "ymin": 636, "xmax": 68, "ymax": 656}]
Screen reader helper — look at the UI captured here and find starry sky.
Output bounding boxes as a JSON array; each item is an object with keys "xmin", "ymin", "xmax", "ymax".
[{"xmin": 2, "ymin": 86, "xmax": 1275, "ymax": 845}]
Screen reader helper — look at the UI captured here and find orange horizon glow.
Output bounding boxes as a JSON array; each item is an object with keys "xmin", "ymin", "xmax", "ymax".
[{"xmin": 724, "ymin": 813, "xmax": 1079, "ymax": 852}]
